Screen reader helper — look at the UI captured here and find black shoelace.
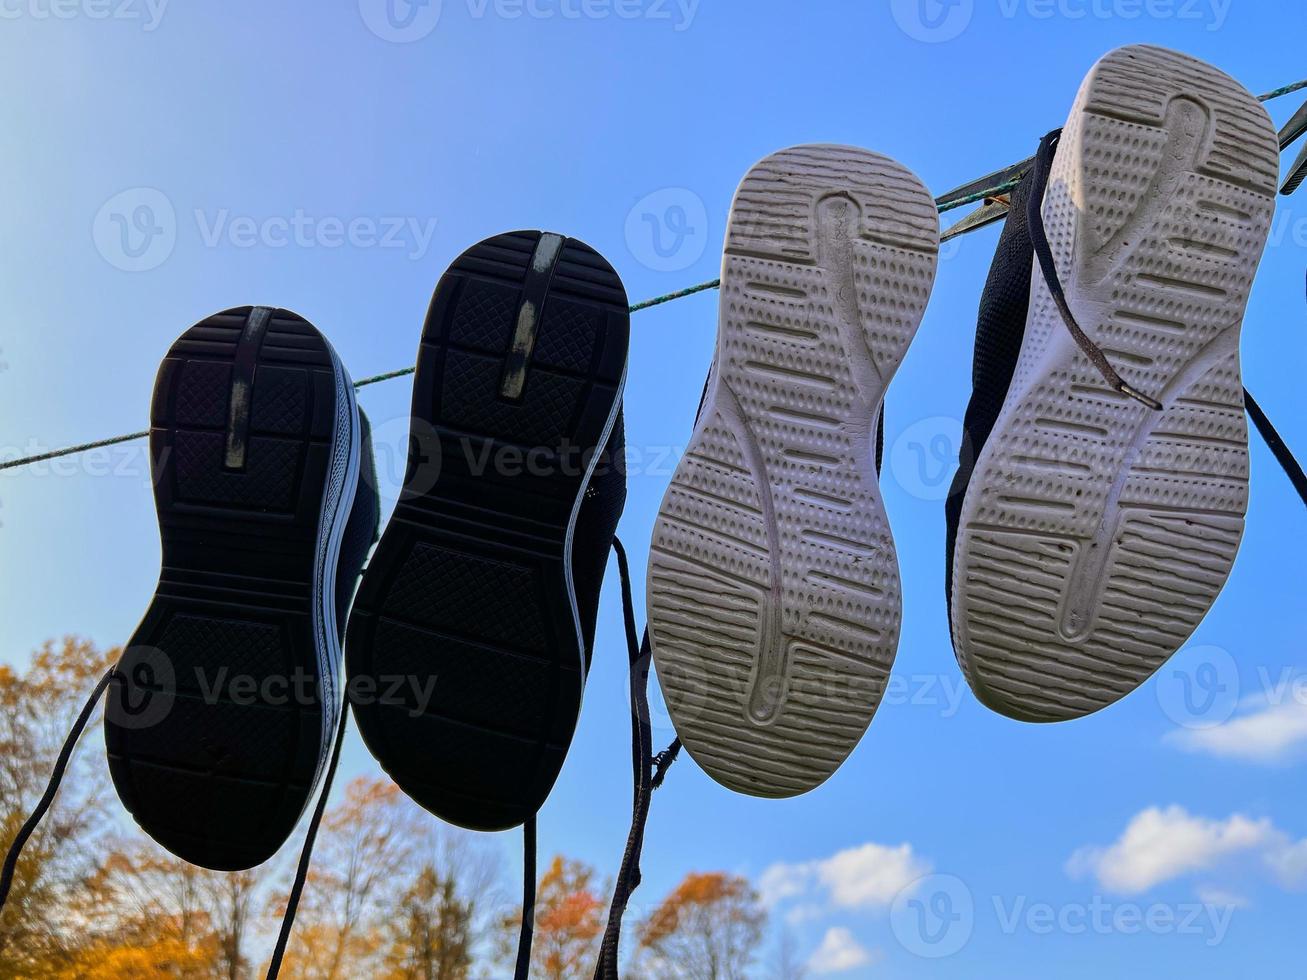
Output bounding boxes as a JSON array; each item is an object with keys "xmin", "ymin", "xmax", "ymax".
[
  {"xmin": 512, "ymin": 535, "xmax": 680, "ymax": 980},
  {"xmin": 0, "ymin": 663, "xmax": 349, "ymax": 980},
  {"xmin": 1027, "ymin": 129, "xmax": 1307, "ymax": 509},
  {"xmin": 592, "ymin": 536, "xmax": 681, "ymax": 980},
  {"xmin": 264, "ymin": 700, "xmax": 351, "ymax": 979},
  {"xmin": 1026, "ymin": 129, "xmax": 1164, "ymax": 411},
  {"xmin": 0, "ymin": 667, "xmax": 113, "ymax": 912},
  {"xmin": 515, "ymin": 815, "xmax": 537, "ymax": 980}
]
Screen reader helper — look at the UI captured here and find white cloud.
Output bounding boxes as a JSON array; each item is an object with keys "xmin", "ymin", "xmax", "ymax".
[
  {"xmin": 808, "ymin": 927, "xmax": 878, "ymax": 974},
  {"xmin": 1263, "ymin": 837, "xmax": 1307, "ymax": 889},
  {"xmin": 760, "ymin": 862, "xmax": 812, "ymax": 907},
  {"xmin": 1167, "ymin": 690, "xmax": 1307, "ymax": 763},
  {"xmin": 761, "ymin": 842, "xmax": 930, "ymax": 913},
  {"xmin": 1067, "ymin": 805, "xmax": 1279, "ymax": 894},
  {"xmin": 818, "ymin": 843, "xmax": 930, "ymax": 909},
  {"xmin": 783, "ymin": 903, "xmax": 826, "ymax": 927},
  {"xmin": 1195, "ymin": 885, "xmax": 1249, "ymax": 908}
]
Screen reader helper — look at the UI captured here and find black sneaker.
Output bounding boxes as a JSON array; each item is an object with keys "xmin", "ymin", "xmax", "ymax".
[
  {"xmin": 945, "ymin": 45, "xmax": 1279, "ymax": 722},
  {"xmin": 647, "ymin": 145, "xmax": 939, "ymax": 797},
  {"xmin": 345, "ymin": 231, "xmax": 629, "ymax": 831},
  {"xmin": 104, "ymin": 306, "xmax": 379, "ymax": 871}
]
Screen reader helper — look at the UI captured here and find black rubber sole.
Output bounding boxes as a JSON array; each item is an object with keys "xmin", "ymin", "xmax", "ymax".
[
  {"xmin": 346, "ymin": 230, "xmax": 629, "ymax": 832},
  {"xmin": 105, "ymin": 307, "xmax": 355, "ymax": 872}
]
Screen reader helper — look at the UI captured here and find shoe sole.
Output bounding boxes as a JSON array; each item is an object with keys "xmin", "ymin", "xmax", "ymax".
[
  {"xmin": 648, "ymin": 145, "xmax": 939, "ymax": 797},
  {"xmin": 105, "ymin": 307, "xmax": 360, "ymax": 871},
  {"xmin": 951, "ymin": 45, "xmax": 1279, "ymax": 722},
  {"xmin": 346, "ymin": 231, "xmax": 629, "ymax": 831}
]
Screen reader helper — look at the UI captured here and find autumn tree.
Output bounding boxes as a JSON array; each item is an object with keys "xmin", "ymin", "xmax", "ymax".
[
  {"xmin": 764, "ymin": 929, "xmax": 808, "ymax": 980},
  {"xmin": 50, "ymin": 860, "xmax": 261, "ymax": 980},
  {"xmin": 635, "ymin": 872, "xmax": 765, "ymax": 980},
  {"xmin": 500, "ymin": 855, "xmax": 606, "ymax": 979},
  {"xmin": 380, "ymin": 828, "xmax": 500, "ymax": 980},
  {"xmin": 265, "ymin": 777, "xmax": 422, "ymax": 979},
  {"xmin": 210, "ymin": 868, "xmax": 260, "ymax": 980},
  {"xmin": 0, "ymin": 637, "xmax": 117, "ymax": 978}
]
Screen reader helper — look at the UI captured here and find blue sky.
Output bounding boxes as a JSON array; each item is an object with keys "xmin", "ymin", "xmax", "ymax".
[{"xmin": 3, "ymin": 1, "xmax": 1307, "ymax": 975}]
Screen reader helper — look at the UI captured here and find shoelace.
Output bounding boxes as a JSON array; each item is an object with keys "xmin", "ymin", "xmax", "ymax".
[
  {"xmin": 1244, "ymin": 387, "xmax": 1307, "ymax": 505},
  {"xmin": 592, "ymin": 536, "xmax": 680, "ymax": 980},
  {"xmin": 509, "ymin": 534, "xmax": 678, "ymax": 980},
  {"xmin": 1026, "ymin": 129, "xmax": 1165, "ymax": 411},
  {"xmin": 515, "ymin": 815, "xmax": 537, "ymax": 980},
  {"xmin": 0, "ymin": 663, "xmax": 349, "ymax": 980},
  {"xmin": 0, "ymin": 667, "xmax": 113, "ymax": 912},
  {"xmin": 264, "ymin": 700, "xmax": 351, "ymax": 979},
  {"xmin": 1026, "ymin": 130, "xmax": 1307, "ymax": 508}
]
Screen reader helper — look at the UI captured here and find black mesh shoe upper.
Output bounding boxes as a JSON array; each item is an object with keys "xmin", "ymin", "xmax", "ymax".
[{"xmin": 943, "ymin": 158, "xmax": 1040, "ymax": 613}]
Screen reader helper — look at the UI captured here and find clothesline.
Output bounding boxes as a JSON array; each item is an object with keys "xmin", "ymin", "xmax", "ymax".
[{"xmin": 2, "ymin": 75, "xmax": 1304, "ymax": 475}]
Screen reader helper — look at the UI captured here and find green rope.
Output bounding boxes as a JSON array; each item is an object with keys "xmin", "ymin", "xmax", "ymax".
[
  {"xmin": 355, "ymin": 365, "xmax": 417, "ymax": 389},
  {"xmin": 1260, "ymin": 79, "xmax": 1307, "ymax": 102},
  {"xmin": 628, "ymin": 278, "xmax": 721, "ymax": 313},
  {"xmin": 0, "ymin": 430, "xmax": 151, "ymax": 471},
  {"xmin": 4, "ymin": 76, "xmax": 1304, "ymax": 474},
  {"xmin": 937, "ymin": 177, "xmax": 1025, "ymax": 213},
  {"xmin": 0, "ymin": 284, "xmax": 725, "ymax": 471}
]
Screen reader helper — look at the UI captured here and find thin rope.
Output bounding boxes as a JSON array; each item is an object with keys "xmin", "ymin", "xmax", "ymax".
[
  {"xmin": 355, "ymin": 365, "xmax": 416, "ymax": 388},
  {"xmin": 1260, "ymin": 79, "xmax": 1307, "ymax": 101},
  {"xmin": 628, "ymin": 278, "xmax": 721, "ymax": 313},
  {"xmin": 2, "ymin": 75, "xmax": 1303, "ymax": 476},
  {"xmin": 1, "ymin": 430, "xmax": 150, "ymax": 471}
]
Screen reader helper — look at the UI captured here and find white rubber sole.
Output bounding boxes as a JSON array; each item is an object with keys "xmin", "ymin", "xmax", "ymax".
[
  {"xmin": 951, "ymin": 45, "xmax": 1279, "ymax": 723},
  {"xmin": 648, "ymin": 145, "xmax": 939, "ymax": 797}
]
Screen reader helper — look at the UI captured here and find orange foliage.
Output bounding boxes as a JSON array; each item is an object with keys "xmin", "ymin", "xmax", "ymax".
[
  {"xmin": 637, "ymin": 871, "xmax": 765, "ymax": 980},
  {"xmin": 502, "ymin": 855, "xmax": 606, "ymax": 980}
]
